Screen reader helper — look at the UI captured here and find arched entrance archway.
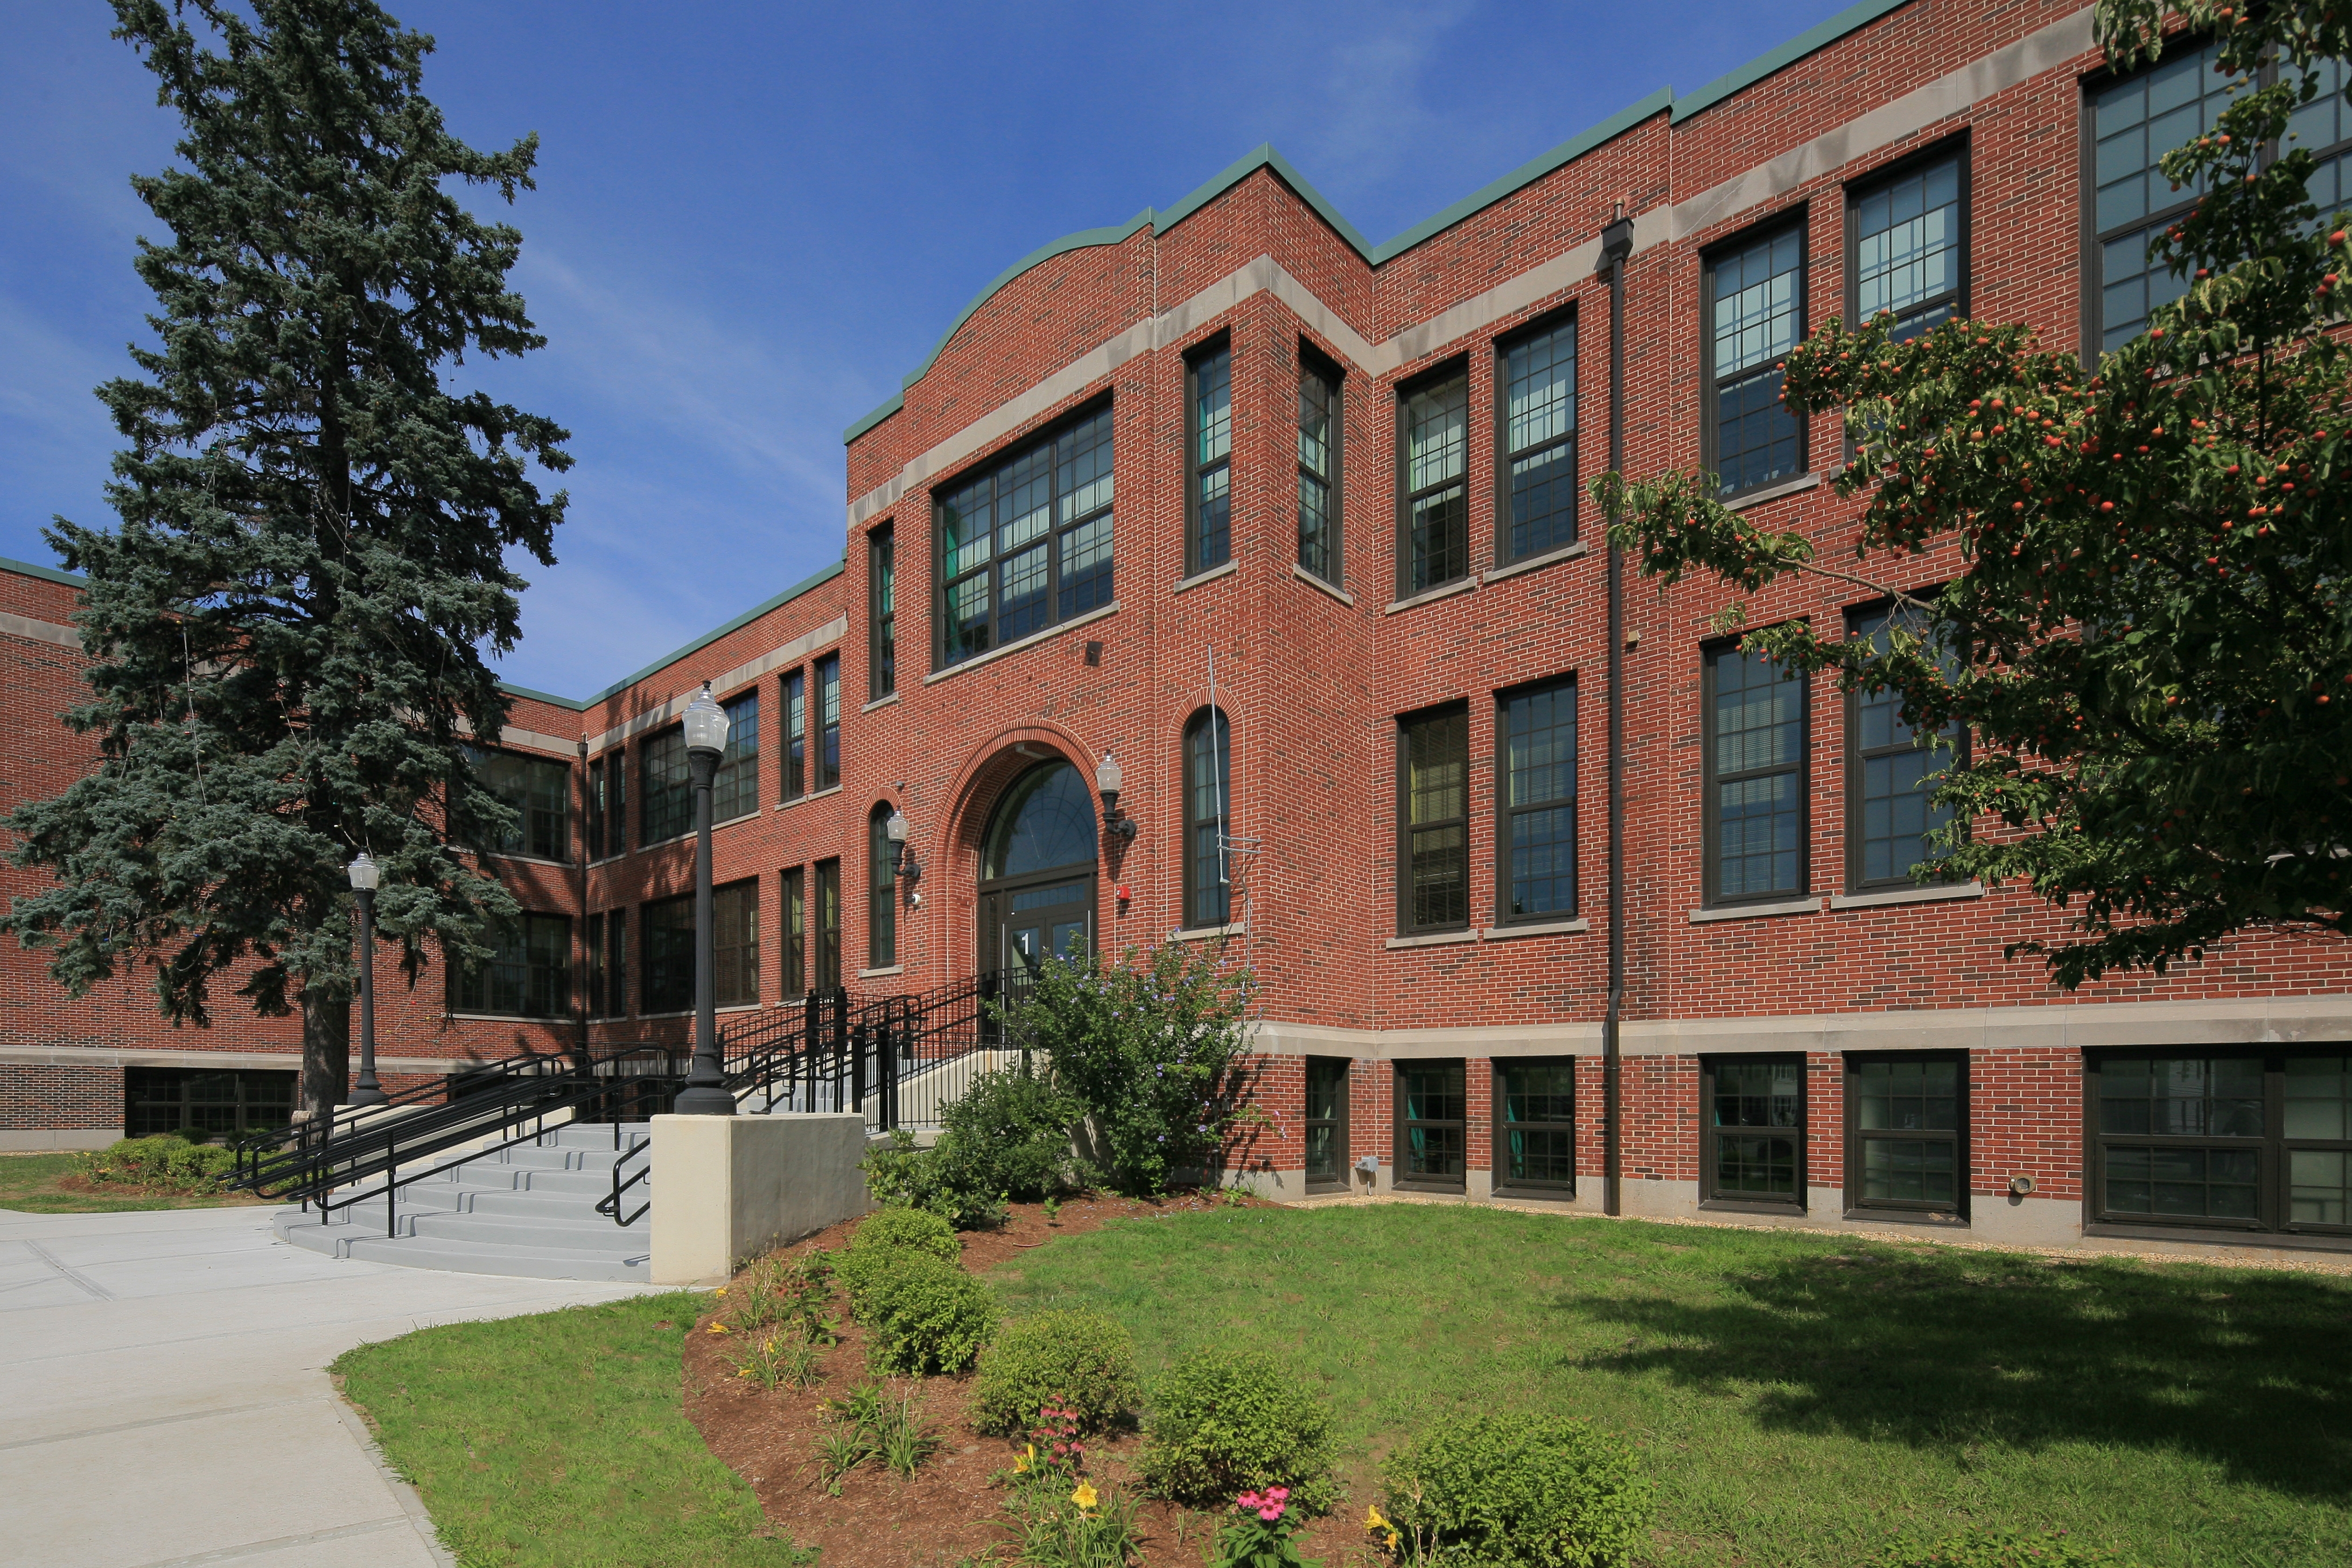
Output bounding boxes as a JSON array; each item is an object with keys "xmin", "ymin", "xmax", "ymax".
[{"xmin": 976, "ymin": 759, "xmax": 1098, "ymax": 979}]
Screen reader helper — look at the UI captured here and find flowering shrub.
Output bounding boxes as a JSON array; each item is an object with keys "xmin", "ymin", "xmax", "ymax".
[
  {"xmin": 998, "ymin": 1399, "xmax": 1146, "ymax": 1568},
  {"xmin": 972, "ymin": 1309, "xmax": 1143, "ymax": 1436},
  {"xmin": 1136, "ymin": 1347, "xmax": 1335, "ymax": 1514},
  {"xmin": 1214, "ymin": 1486, "xmax": 1323, "ymax": 1568},
  {"xmin": 1376, "ymin": 1412, "xmax": 1649, "ymax": 1568},
  {"xmin": 1008, "ymin": 941, "xmax": 1255, "ymax": 1195}
]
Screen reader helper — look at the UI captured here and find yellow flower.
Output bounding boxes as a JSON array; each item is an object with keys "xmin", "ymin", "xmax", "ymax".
[
  {"xmin": 1367, "ymin": 1506, "xmax": 1389, "ymax": 1531},
  {"xmin": 1071, "ymin": 1481, "xmax": 1099, "ymax": 1511},
  {"xmin": 1387, "ymin": 1530, "xmax": 1402, "ymax": 1552},
  {"xmin": 715, "ymin": 1287, "xmax": 727, "ymax": 1296},
  {"xmin": 708, "ymin": 1322, "xmax": 730, "ymax": 1334},
  {"xmin": 1014, "ymin": 1444, "xmax": 1035, "ymax": 1474}
]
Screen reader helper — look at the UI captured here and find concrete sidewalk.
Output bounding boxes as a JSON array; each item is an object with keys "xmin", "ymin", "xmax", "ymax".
[{"xmin": 0, "ymin": 1203, "xmax": 660, "ymax": 1567}]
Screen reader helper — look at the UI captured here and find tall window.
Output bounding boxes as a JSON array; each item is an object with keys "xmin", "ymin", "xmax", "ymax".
[
  {"xmin": 936, "ymin": 403, "xmax": 1115, "ymax": 667},
  {"xmin": 869, "ymin": 805, "xmax": 898, "ymax": 969},
  {"xmin": 714, "ymin": 879, "xmax": 758, "ymax": 1007},
  {"xmin": 1495, "ymin": 1058, "xmax": 1576, "ymax": 1195},
  {"xmin": 1704, "ymin": 645, "xmax": 1806, "ymax": 904},
  {"xmin": 870, "ymin": 528, "xmax": 896, "ymax": 701},
  {"xmin": 2090, "ymin": 41, "xmax": 2232, "ymax": 351},
  {"xmin": 463, "ymin": 747, "xmax": 570, "ymax": 862},
  {"xmin": 1846, "ymin": 1054, "xmax": 1965, "ymax": 1216},
  {"xmin": 814, "ymin": 859, "xmax": 842, "ymax": 993},
  {"xmin": 1497, "ymin": 680, "xmax": 1576, "ymax": 923},
  {"xmin": 1398, "ymin": 706, "xmax": 1469, "ymax": 933},
  {"xmin": 604, "ymin": 746, "xmax": 627, "ymax": 855},
  {"xmin": 1398, "ymin": 367, "xmax": 1469, "ymax": 597},
  {"xmin": 1703, "ymin": 1056, "xmax": 1805, "ymax": 1206},
  {"xmin": 1395, "ymin": 1060, "xmax": 1467, "ymax": 1192},
  {"xmin": 585, "ymin": 911, "xmax": 605, "ymax": 1017},
  {"xmin": 781, "ymin": 669, "xmax": 806, "ymax": 800},
  {"xmin": 1188, "ymin": 340, "xmax": 1232, "ymax": 575},
  {"xmin": 587, "ymin": 757, "xmax": 609, "ymax": 862},
  {"xmin": 1297, "ymin": 349, "xmax": 1341, "ymax": 583},
  {"xmin": 1185, "ymin": 708, "xmax": 1231, "ymax": 930},
  {"xmin": 449, "ymin": 913, "xmax": 570, "ymax": 1018},
  {"xmin": 2091, "ymin": 1052, "xmax": 2352, "ymax": 1234},
  {"xmin": 816, "ymin": 654, "xmax": 841, "ymax": 792},
  {"xmin": 712, "ymin": 688, "xmax": 760, "ymax": 823},
  {"xmin": 1847, "ymin": 604, "xmax": 1959, "ymax": 891},
  {"xmin": 2292, "ymin": 57, "xmax": 2352, "ymax": 229},
  {"xmin": 604, "ymin": 907, "xmax": 626, "ymax": 1017},
  {"xmin": 1850, "ymin": 149, "xmax": 1964, "ymax": 341},
  {"xmin": 641, "ymin": 892, "xmax": 694, "ymax": 1013},
  {"xmin": 640, "ymin": 726, "xmax": 691, "ymax": 846},
  {"xmin": 1303, "ymin": 1058, "xmax": 1349, "ymax": 1193},
  {"xmin": 1704, "ymin": 222, "xmax": 1805, "ymax": 496},
  {"xmin": 781, "ymin": 866, "xmax": 807, "ymax": 998},
  {"xmin": 1497, "ymin": 317, "xmax": 1577, "ymax": 563}
]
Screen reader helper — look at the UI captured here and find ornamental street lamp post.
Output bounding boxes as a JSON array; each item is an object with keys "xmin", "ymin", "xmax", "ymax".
[
  {"xmin": 347, "ymin": 852, "xmax": 387, "ymax": 1108},
  {"xmin": 673, "ymin": 683, "xmax": 736, "ymax": 1116}
]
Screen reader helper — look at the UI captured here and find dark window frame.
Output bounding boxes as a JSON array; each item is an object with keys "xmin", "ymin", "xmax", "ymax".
[
  {"xmin": 2084, "ymin": 1047, "xmax": 2352, "ymax": 1238},
  {"xmin": 1492, "ymin": 1055, "xmax": 1578, "ymax": 1198},
  {"xmin": 1395, "ymin": 358, "xmax": 1473, "ymax": 599},
  {"xmin": 869, "ymin": 804, "xmax": 898, "ymax": 969},
  {"xmin": 448, "ymin": 911, "xmax": 572, "ymax": 1019},
  {"xmin": 780, "ymin": 669, "xmax": 806, "ymax": 801},
  {"xmin": 1393, "ymin": 1058, "xmax": 1468, "ymax": 1194},
  {"xmin": 604, "ymin": 906, "xmax": 627, "ymax": 1018},
  {"xmin": 585, "ymin": 910, "xmax": 605, "ymax": 1018},
  {"xmin": 870, "ymin": 527, "xmax": 897, "ymax": 701},
  {"xmin": 639, "ymin": 725, "xmax": 692, "ymax": 848},
  {"xmin": 1702, "ymin": 636, "xmax": 1810, "ymax": 907},
  {"xmin": 1297, "ymin": 341, "xmax": 1344, "ymax": 586},
  {"xmin": 587, "ymin": 756, "xmax": 608, "ymax": 862},
  {"xmin": 782, "ymin": 865, "xmax": 807, "ymax": 999},
  {"xmin": 1699, "ymin": 209, "xmax": 1809, "ymax": 501},
  {"xmin": 1303, "ymin": 1056, "xmax": 1350, "ymax": 1193},
  {"xmin": 1843, "ymin": 135, "xmax": 1971, "ymax": 343},
  {"xmin": 461, "ymin": 744, "xmax": 572, "ymax": 863},
  {"xmin": 713, "ymin": 877, "xmax": 759, "ymax": 1009},
  {"xmin": 640, "ymin": 891, "xmax": 695, "ymax": 1014},
  {"xmin": 1185, "ymin": 334, "xmax": 1234, "ymax": 577},
  {"xmin": 1396, "ymin": 702, "xmax": 1472, "ymax": 936},
  {"xmin": 1843, "ymin": 1051, "xmax": 1970, "ymax": 1220},
  {"xmin": 1492, "ymin": 306, "xmax": 1579, "ymax": 567},
  {"xmin": 1700, "ymin": 1053, "xmax": 1809, "ymax": 1212},
  {"xmin": 816, "ymin": 654, "xmax": 841, "ymax": 793},
  {"xmin": 1844, "ymin": 599, "xmax": 1965, "ymax": 893},
  {"xmin": 712, "ymin": 687, "xmax": 761, "ymax": 825},
  {"xmin": 932, "ymin": 397, "xmax": 1116, "ymax": 670},
  {"xmin": 1494, "ymin": 676, "xmax": 1578, "ymax": 926},
  {"xmin": 815, "ymin": 857, "xmax": 842, "ymax": 995},
  {"xmin": 124, "ymin": 1066, "xmax": 296, "ymax": 1138},
  {"xmin": 1184, "ymin": 706, "xmax": 1232, "ymax": 931}
]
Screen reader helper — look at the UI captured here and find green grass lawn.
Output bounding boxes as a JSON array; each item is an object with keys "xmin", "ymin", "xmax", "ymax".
[
  {"xmin": 993, "ymin": 1205, "xmax": 2352, "ymax": 1567},
  {"xmin": 334, "ymin": 1293, "xmax": 809, "ymax": 1568},
  {"xmin": 0, "ymin": 1150, "xmax": 274, "ymax": 1213}
]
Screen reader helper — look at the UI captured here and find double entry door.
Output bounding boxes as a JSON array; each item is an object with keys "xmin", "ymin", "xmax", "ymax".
[{"xmin": 979, "ymin": 872, "xmax": 1095, "ymax": 988}]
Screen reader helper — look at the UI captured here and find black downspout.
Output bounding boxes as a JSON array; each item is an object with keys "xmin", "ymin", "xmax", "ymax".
[
  {"xmin": 576, "ymin": 737, "xmax": 592, "ymax": 1072},
  {"xmin": 1598, "ymin": 206, "xmax": 1634, "ymax": 1219}
]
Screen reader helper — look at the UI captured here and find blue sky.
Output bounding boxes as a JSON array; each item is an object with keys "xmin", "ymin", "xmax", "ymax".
[{"xmin": 1, "ymin": 0, "xmax": 1852, "ymax": 700}]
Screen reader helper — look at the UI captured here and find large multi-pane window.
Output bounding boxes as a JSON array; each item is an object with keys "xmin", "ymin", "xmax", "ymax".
[
  {"xmin": 2090, "ymin": 1052, "xmax": 2352, "ymax": 1234},
  {"xmin": 1397, "ymin": 706, "xmax": 1469, "ymax": 933},
  {"xmin": 712, "ymin": 689, "xmax": 760, "ymax": 824},
  {"xmin": 2090, "ymin": 41, "xmax": 2232, "ymax": 351},
  {"xmin": 1395, "ymin": 1060, "xmax": 1466, "ymax": 1191},
  {"xmin": 1704, "ymin": 645, "xmax": 1807, "ymax": 904},
  {"xmin": 463, "ymin": 746, "xmax": 570, "ymax": 862},
  {"xmin": 1846, "ymin": 1054, "xmax": 1965, "ymax": 1216},
  {"xmin": 1303, "ymin": 1057, "xmax": 1349, "ymax": 1193},
  {"xmin": 781, "ymin": 669, "xmax": 806, "ymax": 801},
  {"xmin": 1497, "ymin": 679, "xmax": 1576, "ymax": 923},
  {"xmin": 869, "ymin": 805, "xmax": 897, "ymax": 969},
  {"xmin": 935, "ymin": 403, "xmax": 1115, "ymax": 667},
  {"xmin": 1847, "ymin": 604, "xmax": 1959, "ymax": 891},
  {"xmin": 1850, "ymin": 149, "xmax": 1965, "ymax": 341},
  {"xmin": 1188, "ymin": 341, "xmax": 1232, "ymax": 575},
  {"xmin": 641, "ymin": 893, "xmax": 692, "ymax": 1014},
  {"xmin": 1297, "ymin": 349, "xmax": 1341, "ymax": 583},
  {"xmin": 2291, "ymin": 57, "xmax": 2352, "ymax": 228},
  {"xmin": 125, "ymin": 1067, "xmax": 295, "ymax": 1138},
  {"xmin": 815, "ymin": 858, "xmax": 842, "ymax": 994},
  {"xmin": 585, "ymin": 911, "xmax": 606, "ymax": 1017},
  {"xmin": 640, "ymin": 884, "xmax": 756, "ymax": 1013},
  {"xmin": 781, "ymin": 865, "xmax": 807, "ymax": 999},
  {"xmin": 816, "ymin": 654, "xmax": 841, "ymax": 792},
  {"xmin": 1496, "ymin": 317, "xmax": 1577, "ymax": 563},
  {"xmin": 1704, "ymin": 222, "xmax": 1805, "ymax": 496},
  {"xmin": 1398, "ymin": 367, "xmax": 1469, "ymax": 597},
  {"xmin": 584, "ymin": 907, "xmax": 626, "ymax": 1017},
  {"xmin": 640, "ymin": 726, "xmax": 691, "ymax": 846},
  {"xmin": 1703, "ymin": 1056, "xmax": 1805, "ymax": 1206},
  {"xmin": 449, "ymin": 913, "xmax": 570, "ymax": 1018},
  {"xmin": 1184, "ymin": 708, "xmax": 1231, "ymax": 930},
  {"xmin": 870, "ymin": 528, "xmax": 896, "ymax": 701},
  {"xmin": 1495, "ymin": 1058, "xmax": 1576, "ymax": 1195}
]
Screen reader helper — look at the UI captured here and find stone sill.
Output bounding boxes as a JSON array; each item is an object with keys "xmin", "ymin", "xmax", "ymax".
[
  {"xmin": 635, "ymin": 1005, "xmax": 762, "ymax": 1021},
  {"xmin": 775, "ymin": 786, "xmax": 843, "ymax": 810},
  {"xmin": 1724, "ymin": 471, "xmax": 1822, "ymax": 512},
  {"xmin": 1290, "ymin": 562, "xmax": 1354, "ymax": 606},
  {"xmin": 444, "ymin": 1013, "xmax": 570, "ymax": 1024},
  {"xmin": 1385, "ymin": 928, "xmax": 1476, "ymax": 949},
  {"xmin": 1829, "ymin": 880, "xmax": 1985, "ymax": 909},
  {"xmin": 1173, "ymin": 558, "xmax": 1239, "ymax": 594},
  {"xmin": 923, "ymin": 601, "xmax": 1120, "ymax": 684},
  {"xmin": 1170, "ymin": 922, "xmax": 1246, "ymax": 943},
  {"xmin": 482, "ymin": 852, "xmax": 577, "ymax": 871},
  {"xmin": 1482, "ymin": 916, "xmax": 1591, "ymax": 941},
  {"xmin": 1482, "ymin": 539, "xmax": 1588, "ymax": 585},
  {"xmin": 1384, "ymin": 576, "xmax": 1475, "ymax": 615},
  {"xmin": 862, "ymin": 691, "xmax": 900, "ymax": 713},
  {"xmin": 638, "ymin": 809, "xmax": 761, "ymax": 852},
  {"xmin": 858, "ymin": 965, "xmax": 904, "ymax": 979},
  {"xmin": 1688, "ymin": 896, "xmax": 1823, "ymax": 925}
]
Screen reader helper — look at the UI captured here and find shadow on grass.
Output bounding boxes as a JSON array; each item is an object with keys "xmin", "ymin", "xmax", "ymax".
[{"xmin": 1558, "ymin": 1241, "xmax": 2352, "ymax": 1500}]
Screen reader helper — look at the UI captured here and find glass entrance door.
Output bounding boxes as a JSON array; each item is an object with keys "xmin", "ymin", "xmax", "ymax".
[{"xmin": 992, "ymin": 877, "xmax": 1095, "ymax": 978}]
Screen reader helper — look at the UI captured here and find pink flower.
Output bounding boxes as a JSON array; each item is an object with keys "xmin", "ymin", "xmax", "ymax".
[
  {"xmin": 1268, "ymin": 1487, "xmax": 1290, "ymax": 1503},
  {"xmin": 1237, "ymin": 1492, "xmax": 1263, "ymax": 1510},
  {"xmin": 1258, "ymin": 1502, "xmax": 1286, "ymax": 1522}
]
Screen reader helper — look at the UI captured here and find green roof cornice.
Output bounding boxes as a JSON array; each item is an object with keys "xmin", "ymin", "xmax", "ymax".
[
  {"xmin": 0, "ymin": 552, "xmax": 86, "ymax": 588},
  {"xmin": 1671, "ymin": 0, "xmax": 1915, "ymax": 123}
]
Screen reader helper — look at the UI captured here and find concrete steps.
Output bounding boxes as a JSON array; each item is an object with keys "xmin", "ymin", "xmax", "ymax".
[{"xmin": 273, "ymin": 1122, "xmax": 653, "ymax": 1283}]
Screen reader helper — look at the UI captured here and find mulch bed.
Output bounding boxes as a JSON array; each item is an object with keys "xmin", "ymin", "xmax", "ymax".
[{"xmin": 682, "ymin": 1194, "xmax": 1370, "ymax": 1568}]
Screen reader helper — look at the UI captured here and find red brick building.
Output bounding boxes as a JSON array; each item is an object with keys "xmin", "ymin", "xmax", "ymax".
[{"xmin": 6, "ymin": 0, "xmax": 2349, "ymax": 1255}]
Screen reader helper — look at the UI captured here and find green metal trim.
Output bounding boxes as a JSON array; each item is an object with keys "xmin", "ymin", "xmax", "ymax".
[
  {"xmin": 1671, "ymin": 0, "xmax": 1917, "ymax": 124},
  {"xmin": 569, "ymin": 555, "xmax": 847, "ymax": 708},
  {"xmin": 0, "ymin": 554, "xmax": 86, "ymax": 588},
  {"xmin": 496, "ymin": 681, "xmax": 587, "ymax": 713},
  {"xmin": 1152, "ymin": 144, "xmax": 1377, "ymax": 256}
]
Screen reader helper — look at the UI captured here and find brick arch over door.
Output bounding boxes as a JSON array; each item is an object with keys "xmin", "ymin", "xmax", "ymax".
[{"xmin": 938, "ymin": 724, "xmax": 1102, "ymax": 979}]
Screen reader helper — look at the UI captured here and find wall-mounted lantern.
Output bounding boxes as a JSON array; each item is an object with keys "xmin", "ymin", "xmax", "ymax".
[{"xmin": 1095, "ymin": 751, "xmax": 1138, "ymax": 839}]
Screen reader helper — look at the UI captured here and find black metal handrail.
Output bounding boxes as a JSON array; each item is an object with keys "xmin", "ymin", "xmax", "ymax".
[{"xmin": 598, "ymin": 1133, "xmax": 653, "ymax": 1228}]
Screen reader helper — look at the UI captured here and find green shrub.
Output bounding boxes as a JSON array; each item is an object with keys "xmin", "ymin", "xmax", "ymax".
[
  {"xmin": 1137, "ymin": 1347, "xmax": 1335, "ymax": 1514},
  {"xmin": 862, "ymin": 1130, "xmax": 1008, "ymax": 1230},
  {"xmin": 851, "ymin": 1206, "xmax": 962, "ymax": 1262},
  {"xmin": 1872, "ymin": 1531, "xmax": 2141, "ymax": 1568},
  {"xmin": 74, "ymin": 1137, "xmax": 237, "ymax": 1193},
  {"xmin": 856, "ymin": 1251, "xmax": 996, "ymax": 1375},
  {"xmin": 971, "ymin": 1309, "xmax": 1143, "ymax": 1436},
  {"xmin": 937, "ymin": 1065, "xmax": 1084, "ymax": 1201},
  {"xmin": 1378, "ymin": 1412, "xmax": 1650, "ymax": 1568}
]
